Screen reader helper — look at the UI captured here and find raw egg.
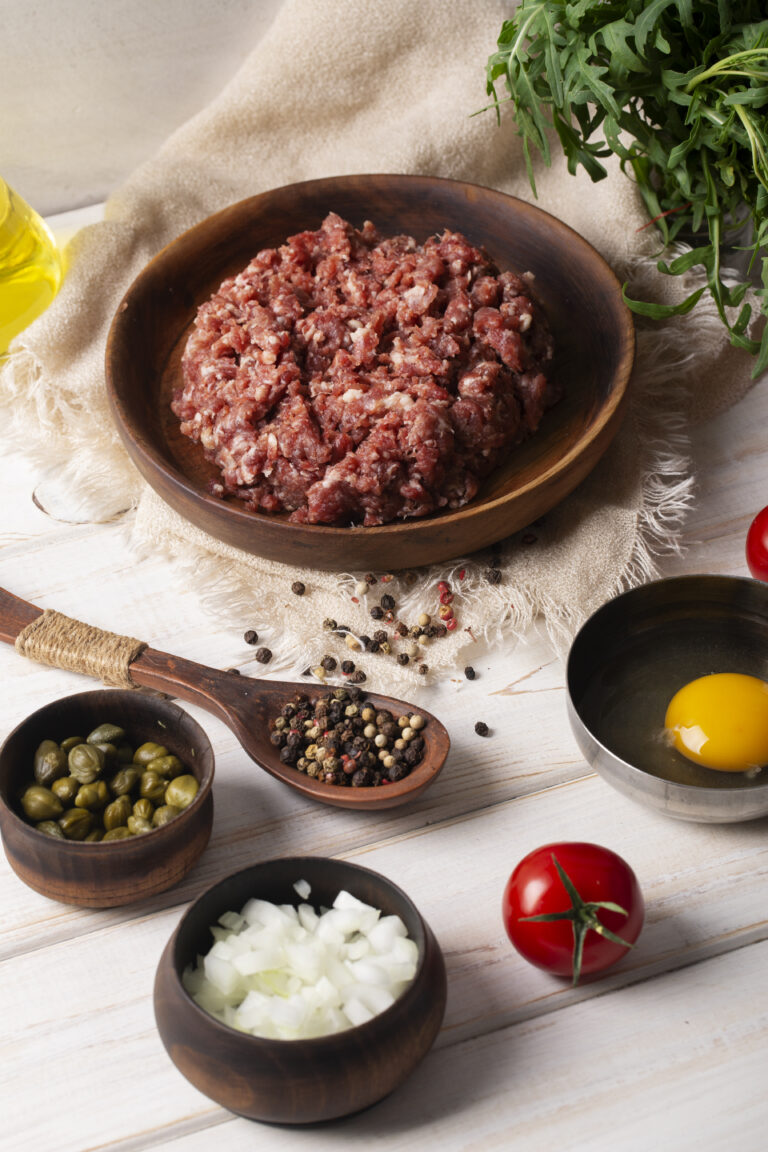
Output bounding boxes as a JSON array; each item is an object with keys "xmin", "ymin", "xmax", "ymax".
[{"xmin": 664, "ymin": 673, "xmax": 768, "ymax": 773}]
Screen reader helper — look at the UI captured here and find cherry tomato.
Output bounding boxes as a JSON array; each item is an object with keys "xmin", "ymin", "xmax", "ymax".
[
  {"xmin": 502, "ymin": 842, "xmax": 644, "ymax": 984},
  {"xmin": 746, "ymin": 506, "xmax": 768, "ymax": 581}
]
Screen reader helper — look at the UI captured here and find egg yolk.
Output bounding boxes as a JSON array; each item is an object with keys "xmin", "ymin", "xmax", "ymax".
[{"xmin": 664, "ymin": 673, "xmax": 768, "ymax": 773}]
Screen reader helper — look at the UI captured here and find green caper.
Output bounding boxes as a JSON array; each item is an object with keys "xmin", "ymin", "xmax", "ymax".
[
  {"xmin": 103, "ymin": 826, "xmax": 133, "ymax": 841},
  {"xmin": 68, "ymin": 742, "xmax": 104, "ymax": 784},
  {"xmin": 74, "ymin": 780, "xmax": 110, "ymax": 810},
  {"xmin": 146, "ymin": 754, "xmax": 184, "ymax": 779},
  {"xmin": 152, "ymin": 804, "xmax": 182, "ymax": 828},
  {"xmin": 116, "ymin": 742, "xmax": 134, "ymax": 765},
  {"xmin": 139, "ymin": 769, "xmax": 167, "ymax": 803},
  {"xmin": 85, "ymin": 829, "xmax": 104, "ymax": 842},
  {"xmin": 36, "ymin": 819, "xmax": 66, "ymax": 839},
  {"xmin": 164, "ymin": 775, "xmax": 199, "ymax": 810},
  {"xmin": 58, "ymin": 808, "xmax": 93, "ymax": 841},
  {"xmin": 93, "ymin": 742, "xmax": 119, "ymax": 769},
  {"xmin": 108, "ymin": 765, "xmax": 141, "ymax": 796},
  {"xmin": 21, "ymin": 785, "xmax": 63, "ymax": 822},
  {"xmin": 103, "ymin": 793, "xmax": 132, "ymax": 831},
  {"xmin": 127, "ymin": 814, "xmax": 153, "ymax": 835},
  {"xmin": 33, "ymin": 740, "xmax": 68, "ymax": 787},
  {"xmin": 132, "ymin": 797, "xmax": 154, "ymax": 821},
  {"xmin": 51, "ymin": 775, "xmax": 79, "ymax": 805},
  {"xmin": 86, "ymin": 722, "xmax": 126, "ymax": 746},
  {"xmin": 133, "ymin": 741, "xmax": 169, "ymax": 766},
  {"xmin": 60, "ymin": 736, "xmax": 84, "ymax": 753}
]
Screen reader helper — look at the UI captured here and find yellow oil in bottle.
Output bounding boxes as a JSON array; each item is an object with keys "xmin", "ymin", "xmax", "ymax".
[{"xmin": 0, "ymin": 178, "xmax": 62, "ymax": 355}]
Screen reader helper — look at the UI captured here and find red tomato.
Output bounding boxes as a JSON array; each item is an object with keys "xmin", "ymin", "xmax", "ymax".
[
  {"xmin": 502, "ymin": 842, "xmax": 644, "ymax": 984},
  {"xmin": 747, "ymin": 506, "xmax": 768, "ymax": 581}
]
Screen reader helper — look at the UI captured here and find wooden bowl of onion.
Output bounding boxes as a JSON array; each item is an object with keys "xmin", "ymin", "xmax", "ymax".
[
  {"xmin": 0, "ymin": 689, "xmax": 215, "ymax": 906},
  {"xmin": 153, "ymin": 856, "xmax": 447, "ymax": 1124}
]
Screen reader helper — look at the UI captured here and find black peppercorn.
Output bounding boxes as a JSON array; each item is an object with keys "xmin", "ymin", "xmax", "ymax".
[
  {"xmin": 350, "ymin": 670, "xmax": 367, "ymax": 684},
  {"xmin": 370, "ymin": 605, "xmax": 384, "ymax": 620},
  {"xmin": 322, "ymin": 618, "xmax": 337, "ymax": 631},
  {"xmin": 321, "ymin": 655, "xmax": 337, "ymax": 671},
  {"xmin": 255, "ymin": 647, "xmax": 272, "ymax": 664},
  {"xmin": 397, "ymin": 653, "xmax": 409, "ymax": 666},
  {"xmin": 380, "ymin": 593, "xmax": 396, "ymax": 610},
  {"xmin": 243, "ymin": 629, "xmax": 259, "ymax": 645},
  {"xmin": 372, "ymin": 629, "xmax": 387, "ymax": 644},
  {"xmin": 360, "ymin": 635, "xmax": 372, "ymax": 650},
  {"xmin": 340, "ymin": 660, "xmax": 355, "ymax": 674},
  {"xmin": 418, "ymin": 663, "xmax": 429, "ymax": 675},
  {"xmin": 291, "ymin": 581, "xmax": 306, "ymax": 595},
  {"xmin": 474, "ymin": 721, "xmax": 490, "ymax": 737},
  {"xmin": 464, "ymin": 666, "xmax": 476, "ymax": 680}
]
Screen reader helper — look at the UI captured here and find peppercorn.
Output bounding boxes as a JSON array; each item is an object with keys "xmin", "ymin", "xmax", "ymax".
[
  {"xmin": 365, "ymin": 573, "xmax": 377, "ymax": 585},
  {"xmin": 291, "ymin": 581, "xmax": 306, "ymax": 595},
  {"xmin": 474, "ymin": 721, "xmax": 490, "ymax": 737},
  {"xmin": 341, "ymin": 659, "xmax": 355, "ymax": 674},
  {"xmin": 395, "ymin": 622, "xmax": 408, "ymax": 637},
  {"xmin": 243, "ymin": 629, "xmax": 259, "ymax": 645},
  {"xmin": 255, "ymin": 647, "xmax": 272, "ymax": 664},
  {"xmin": 418, "ymin": 664, "xmax": 429, "ymax": 675},
  {"xmin": 350, "ymin": 670, "xmax": 366, "ymax": 684},
  {"xmin": 397, "ymin": 653, "xmax": 409, "ymax": 666},
  {"xmin": 322, "ymin": 618, "xmax": 337, "ymax": 631},
  {"xmin": 359, "ymin": 635, "xmax": 372, "ymax": 650},
  {"xmin": 485, "ymin": 568, "xmax": 502, "ymax": 585},
  {"xmin": 321, "ymin": 655, "xmax": 337, "ymax": 671},
  {"xmin": 380, "ymin": 593, "xmax": 396, "ymax": 610},
  {"xmin": 464, "ymin": 666, "xmax": 476, "ymax": 680},
  {"xmin": 370, "ymin": 605, "xmax": 384, "ymax": 620}
]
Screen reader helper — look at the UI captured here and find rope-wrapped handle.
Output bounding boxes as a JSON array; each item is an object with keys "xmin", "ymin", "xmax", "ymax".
[{"xmin": 15, "ymin": 609, "xmax": 147, "ymax": 690}]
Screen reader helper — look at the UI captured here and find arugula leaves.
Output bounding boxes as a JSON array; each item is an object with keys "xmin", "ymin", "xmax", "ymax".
[{"xmin": 485, "ymin": 1, "xmax": 768, "ymax": 376}]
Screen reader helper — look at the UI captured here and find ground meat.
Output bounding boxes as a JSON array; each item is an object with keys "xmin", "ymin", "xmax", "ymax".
[{"xmin": 173, "ymin": 213, "xmax": 557, "ymax": 526}]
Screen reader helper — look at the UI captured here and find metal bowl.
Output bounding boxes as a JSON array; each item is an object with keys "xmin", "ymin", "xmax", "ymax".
[{"xmin": 566, "ymin": 575, "xmax": 768, "ymax": 823}]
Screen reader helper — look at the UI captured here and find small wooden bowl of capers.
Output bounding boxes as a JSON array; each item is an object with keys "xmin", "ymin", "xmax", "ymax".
[{"xmin": 0, "ymin": 689, "xmax": 215, "ymax": 907}]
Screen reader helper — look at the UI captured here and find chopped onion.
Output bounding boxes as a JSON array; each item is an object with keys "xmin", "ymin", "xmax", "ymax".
[{"xmin": 182, "ymin": 880, "xmax": 418, "ymax": 1040}]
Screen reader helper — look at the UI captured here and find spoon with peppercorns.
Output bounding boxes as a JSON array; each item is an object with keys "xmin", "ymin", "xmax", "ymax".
[{"xmin": 0, "ymin": 586, "xmax": 450, "ymax": 810}]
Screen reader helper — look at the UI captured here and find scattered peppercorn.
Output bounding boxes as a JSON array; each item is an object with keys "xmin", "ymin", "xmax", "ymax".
[
  {"xmin": 322, "ymin": 618, "xmax": 337, "ymax": 631},
  {"xmin": 226, "ymin": 667, "xmax": 242, "ymax": 676},
  {"xmin": 291, "ymin": 581, "xmax": 306, "ymax": 595},
  {"xmin": 464, "ymin": 666, "xmax": 476, "ymax": 680},
  {"xmin": 474, "ymin": 721, "xmax": 490, "ymax": 737},
  {"xmin": 255, "ymin": 647, "xmax": 272, "ymax": 664},
  {"xmin": 365, "ymin": 573, "xmax": 377, "ymax": 585},
  {"xmin": 243, "ymin": 630, "xmax": 259, "ymax": 645},
  {"xmin": 418, "ymin": 664, "xmax": 429, "ymax": 675},
  {"xmin": 349, "ymin": 670, "xmax": 367, "ymax": 684},
  {"xmin": 320, "ymin": 655, "xmax": 337, "ymax": 672},
  {"xmin": 341, "ymin": 659, "xmax": 355, "ymax": 674},
  {"xmin": 397, "ymin": 653, "xmax": 410, "ymax": 666},
  {"xmin": 372, "ymin": 629, "xmax": 388, "ymax": 644},
  {"xmin": 380, "ymin": 593, "xmax": 396, "ymax": 611},
  {"xmin": 370, "ymin": 605, "xmax": 384, "ymax": 620}
]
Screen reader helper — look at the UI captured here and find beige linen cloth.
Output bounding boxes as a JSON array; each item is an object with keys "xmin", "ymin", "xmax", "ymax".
[{"xmin": 0, "ymin": 0, "xmax": 759, "ymax": 688}]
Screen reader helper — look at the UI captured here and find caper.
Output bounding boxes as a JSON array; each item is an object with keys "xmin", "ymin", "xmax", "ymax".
[
  {"xmin": 133, "ymin": 741, "xmax": 169, "ymax": 766},
  {"xmin": 36, "ymin": 819, "xmax": 66, "ymax": 839},
  {"xmin": 108, "ymin": 765, "xmax": 141, "ymax": 796},
  {"xmin": 51, "ymin": 775, "xmax": 79, "ymax": 805},
  {"xmin": 68, "ymin": 742, "xmax": 104, "ymax": 784},
  {"xmin": 139, "ymin": 769, "xmax": 168, "ymax": 803},
  {"xmin": 152, "ymin": 804, "xmax": 182, "ymax": 827},
  {"xmin": 103, "ymin": 826, "xmax": 132, "ymax": 841},
  {"xmin": 86, "ymin": 722, "xmax": 126, "ymax": 746},
  {"xmin": 58, "ymin": 808, "xmax": 93, "ymax": 841},
  {"xmin": 21, "ymin": 785, "xmax": 63, "ymax": 822},
  {"xmin": 116, "ymin": 742, "xmax": 134, "ymax": 764},
  {"xmin": 132, "ymin": 797, "xmax": 154, "ymax": 821},
  {"xmin": 33, "ymin": 740, "xmax": 67, "ymax": 787},
  {"xmin": 146, "ymin": 754, "xmax": 184, "ymax": 779},
  {"xmin": 164, "ymin": 774, "xmax": 199, "ymax": 810},
  {"xmin": 103, "ymin": 793, "xmax": 132, "ymax": 831},
  {"xmin": 93, "ymin": 742, "xmax": 119, "ymax": 769},
  {"xmin": 60, "ymin": 736, "xmax": 84, "ymax": 753},
  {"xmin": 85, "ymin": 829, "xmax": 104, "ymax": 842},
  {"xmin": 74, "ymin": 781, "xmax": 110, "ymax": 810},
  {"xmin": 127, "ymin": 814, "xmax": 153, "ymax": 835}
]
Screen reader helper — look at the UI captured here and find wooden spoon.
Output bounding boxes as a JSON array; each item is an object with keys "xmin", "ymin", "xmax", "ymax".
[{"xmin": 0, "ymin": 587, "xmax": 449, "ymax": 810}]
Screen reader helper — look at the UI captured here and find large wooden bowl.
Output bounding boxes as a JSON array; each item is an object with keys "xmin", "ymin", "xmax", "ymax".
[
  {"xmin": 106, "ymin": 174, "xmax": 634, "ymax": 570},
  {"xmin": 154, "ymin": 856, "xmax": 447, "ymax": 1123},
  {"xmin": 0, "ymin": 689, "xmax": 215, "ymax": 906}
]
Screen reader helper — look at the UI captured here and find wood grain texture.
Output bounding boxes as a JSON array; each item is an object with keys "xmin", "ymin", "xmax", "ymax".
[{"xmin": 105, "ymin": 174, "xmax": 634, "ymax": 570}]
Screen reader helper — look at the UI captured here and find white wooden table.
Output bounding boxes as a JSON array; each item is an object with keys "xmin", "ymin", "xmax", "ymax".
[{"xmin": 2, "ymin": 209, "xmax": 767, "ymax": 1152}]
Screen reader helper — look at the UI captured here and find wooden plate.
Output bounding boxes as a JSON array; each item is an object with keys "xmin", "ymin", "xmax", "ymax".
[{"xmin": 106, "ymin": 174, "xmax": 634, "ymax": 570}]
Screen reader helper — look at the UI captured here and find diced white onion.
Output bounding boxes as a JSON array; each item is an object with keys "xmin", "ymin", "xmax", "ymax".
[{"xmin": 182, "ymin": 881, "xmax": 418, "ymax": 1040}]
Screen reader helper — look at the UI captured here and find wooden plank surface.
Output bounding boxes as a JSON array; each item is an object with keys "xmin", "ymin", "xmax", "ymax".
[{"xmin": 2, "ymin": 210, "xmax": 767, "ymax": 1150}]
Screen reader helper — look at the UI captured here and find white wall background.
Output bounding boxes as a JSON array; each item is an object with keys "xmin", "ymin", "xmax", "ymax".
[{"xmin": 2, "ymin": 0, "xmax": 284, "ymax": 215}]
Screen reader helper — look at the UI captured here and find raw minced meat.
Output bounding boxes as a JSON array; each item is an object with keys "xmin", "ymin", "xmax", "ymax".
[{"xmin": 173, "ymin": 212, "xmax": 557, "ymax": 526}]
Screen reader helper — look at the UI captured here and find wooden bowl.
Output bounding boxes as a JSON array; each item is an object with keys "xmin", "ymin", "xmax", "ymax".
[
  {"xmin": 106, "ymin": 173, "xmax": 634, "ymax": 571},
  {"xmin": 154, "ymin": 856, "xmax": 447, "ymax": 1123},
  {"xmin": 0, "ymin": 689, "xmax": 215, "ymax": 906}
]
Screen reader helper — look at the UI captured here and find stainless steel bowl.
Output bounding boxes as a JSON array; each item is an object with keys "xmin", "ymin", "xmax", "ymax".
[{"xmin": 566, "ymin": 575, "xmax": 768, "ymax": 823}]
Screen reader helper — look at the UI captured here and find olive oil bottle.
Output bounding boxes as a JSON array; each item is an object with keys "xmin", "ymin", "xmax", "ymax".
[{"xmin": 0, "ymin": 178, "xmax": 62, "ymax": 355}]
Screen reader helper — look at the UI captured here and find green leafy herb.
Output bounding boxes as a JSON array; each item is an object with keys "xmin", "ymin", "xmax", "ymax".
[{"xmin": 484, "ymin": 1, "xmax": 768, "ymax": 377}]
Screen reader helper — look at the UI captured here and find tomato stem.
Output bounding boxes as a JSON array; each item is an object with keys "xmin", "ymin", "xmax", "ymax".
[{"xmin": 519, "ymin": 855, "xmax": 635, "ymax": 985}]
